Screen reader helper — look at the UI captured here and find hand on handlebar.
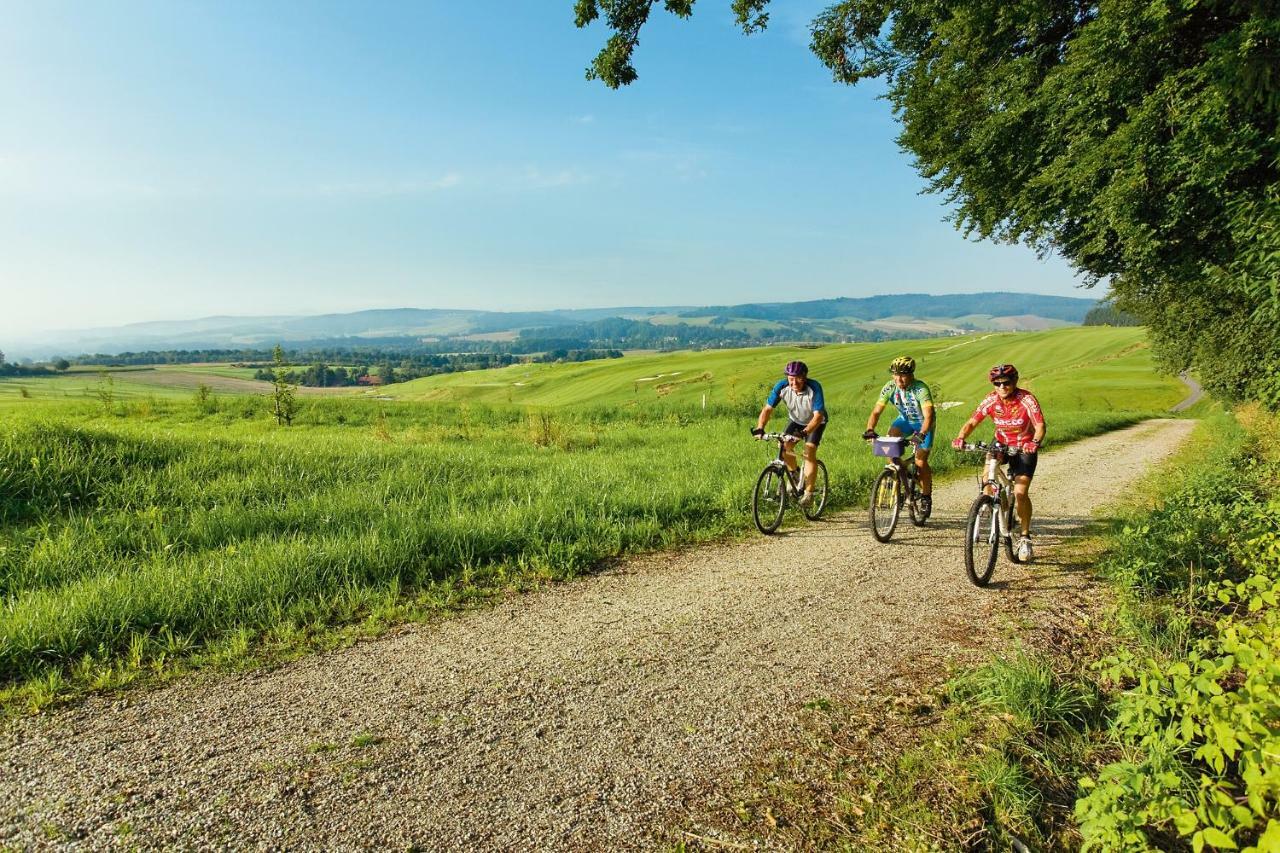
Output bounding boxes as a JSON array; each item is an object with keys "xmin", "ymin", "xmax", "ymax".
[
  {"xmin": 862, "ymin": 429, "xmax": 878, "ymax": 440},
  {"xmin": 951, "ymin": 437, "xmax": 965, "ymax": 450},
  {"xmin": 1022, "ymin": 439, "xmax": 1040, "ymax": 454},
  {"xmin": 751, "ymin": 426, "xmax": 765, "ymax": 439}
]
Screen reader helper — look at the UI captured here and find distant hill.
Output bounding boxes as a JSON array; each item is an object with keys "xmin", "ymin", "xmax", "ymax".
[
  {"xmin": 8, "ymin": 293, "xmax": 1096, "ymax": 359},
  {"xmin": 682, "ymin": 293, "xmax": 1094, "ymax": 323}
]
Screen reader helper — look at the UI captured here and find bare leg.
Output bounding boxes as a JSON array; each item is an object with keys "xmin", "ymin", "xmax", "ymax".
[
  {"xmin": 803, "ymin": 442, "xmax": 818, "ymax": 491},
  {"xmin": 1013, "ymin": 476, "xmax": 1033, "ymax": 536},
  {"xmin": 915, "ymin": 448, "xmax": 932, "ymax": 495}
]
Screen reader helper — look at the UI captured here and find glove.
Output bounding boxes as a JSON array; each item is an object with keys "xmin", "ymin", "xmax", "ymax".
[
  {"xmin": 751, "ymin": 426, "xmax": 764, "ymax": 438},
  {"xmin": 1023, "ymin": 439, "xmax": 1039, "ymax": 454},
  {"xmin": 951, "ymin": 437, "xmax": 964, "ymax": 450},
  {"xmin": 862, "ymin": 429, "xmax": 878, "ymax": 440}
]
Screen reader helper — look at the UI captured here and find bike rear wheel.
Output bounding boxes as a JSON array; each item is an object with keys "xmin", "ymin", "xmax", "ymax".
[
  {"xmin": 753, "ymin": 465, "xmax": 788, "ymax": 534},
  {"xmin": 803, "ymin": 460, "xmax": 830, "ymax": 520},
  {"xmin": 869, "ymin": 468, "xmax": 900, "ymax": 542},
  {"xmin": 965, "ymin": 494, "xmax": 1000, "ymax": 586}
]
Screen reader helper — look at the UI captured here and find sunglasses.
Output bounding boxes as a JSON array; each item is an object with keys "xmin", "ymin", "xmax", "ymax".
[{"xmin": 992, "ymin": 380, "xmax": 1014, "ymax": 387}]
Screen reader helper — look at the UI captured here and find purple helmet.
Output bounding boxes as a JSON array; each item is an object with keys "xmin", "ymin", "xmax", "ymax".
[{"xmin": 784, "ymin": 360, "xmax": 808, "ymax": 377}]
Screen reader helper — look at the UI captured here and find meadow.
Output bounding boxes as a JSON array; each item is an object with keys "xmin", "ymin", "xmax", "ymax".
[{"xmin": 0, "ymin": 327, "xmax": 1188, "ymax": 711}]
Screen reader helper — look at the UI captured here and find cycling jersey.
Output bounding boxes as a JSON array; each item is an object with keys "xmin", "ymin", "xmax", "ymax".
[
  {"xmin": 970, "ymin": 388, "xmax": 1045, "ymax": 446},
  {"xmin": 767, "ymin": 378, "xmax": 826, "ymax": 426},
  {"xmin": 878, "ymin": 379, "xmax": 933, "ymax": 425}
]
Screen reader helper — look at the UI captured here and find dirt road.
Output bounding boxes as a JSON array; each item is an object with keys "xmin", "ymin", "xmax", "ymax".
[{"xmin": 0, "ymin": 419, "xmax": 1195, "ymax": 850}]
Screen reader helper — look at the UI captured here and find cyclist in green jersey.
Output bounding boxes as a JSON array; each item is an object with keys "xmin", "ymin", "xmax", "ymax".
[{"xmin": 862, "ymin": 355, "xmax": 936, "ymax": 518}]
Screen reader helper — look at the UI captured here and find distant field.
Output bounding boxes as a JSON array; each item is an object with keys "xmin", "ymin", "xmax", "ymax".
[
  {"xmin": 0, "ymin": 326, "xmax": 1190, "ymax": 711},
  {"xmin": 0, "ymin": 366, "xmax": 362, "ymax": 402},
  {"xmin": 378, "ymin": 327, "xmax": 1183, "ymax": 413}
]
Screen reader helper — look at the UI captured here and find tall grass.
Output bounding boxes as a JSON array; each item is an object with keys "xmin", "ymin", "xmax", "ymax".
[{"xmin": 0, "ymin": 398, "xmax": 1158, "ymax": 692}]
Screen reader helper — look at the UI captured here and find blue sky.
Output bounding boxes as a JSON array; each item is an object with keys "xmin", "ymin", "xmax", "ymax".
[{"xmin": 0, "ymin": 1, "xmax": 1091, "ymax": 339}]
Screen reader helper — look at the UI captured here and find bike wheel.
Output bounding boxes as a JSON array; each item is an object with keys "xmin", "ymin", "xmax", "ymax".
[
  {"xmin": 964, "ymin": 494, "xmax": 1000, "ymax": 586},
  {"xmin": 908, "ymin": 475, "xmax": 927, "ymax": 527},
  {"xmin": 753, "ymin": 465, "xmax": 788, "ymax": 535},
  {"xmin": 803, "ymin": 460, "xmax": 830, "ymax": 519},
  {"xmin": 869, "ymin": 469, "xmax": 900, "ymax": 542}
]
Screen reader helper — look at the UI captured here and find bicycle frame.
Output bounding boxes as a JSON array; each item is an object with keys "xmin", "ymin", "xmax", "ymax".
[
  {"xmin": 967, "ymin": 441, "xmax": 1020, "ymax": 540},
  {"xmin": 761, "ymin": 433, "xmax": 805, "ymax": 496},
  {"xmin": 875, "ymin": 435, "xmax": 923, "ymax": 493}
]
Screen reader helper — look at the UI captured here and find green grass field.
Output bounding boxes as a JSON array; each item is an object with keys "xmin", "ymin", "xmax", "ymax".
[{"xmin": 0, "ymin": 326, "xmax": 1189, "ymax": 712}]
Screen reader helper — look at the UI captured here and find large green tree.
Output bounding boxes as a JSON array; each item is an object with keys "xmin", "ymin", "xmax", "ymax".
[{"xmin": 575, "ymin": 0, "xmax": 1280, "ymax": 406}]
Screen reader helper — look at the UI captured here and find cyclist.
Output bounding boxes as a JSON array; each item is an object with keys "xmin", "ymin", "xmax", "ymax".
[
  {"xmin": 862, "ymin": 355, "xmax": 936, "ymax": 519},
  {"xmin": 752, "ymin": 360, "xmax": 827, "ymax": 507},
  {"xmin": 951, "ymin": 364, "xmax": 1046, "ymax": 561}
]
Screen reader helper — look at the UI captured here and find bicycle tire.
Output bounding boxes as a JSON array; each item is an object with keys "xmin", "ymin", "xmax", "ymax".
[
  {"xmin": 869, "ymin": 468, "xmax": 900, "ymax": 542},
  {"xmin": 753, "ymin": 464, "xmax": 788, "ymax": 535},
  {"xmin": 1003, "ymin": 498, "xmax": 1024, "ymax": 564},
  {"xmin": 965, "ymin": 494, "xmax": 999, "ymax": 586},
  {"xmin": 803, "ymin": 460, "xmax": 830, "ymax": 520}
]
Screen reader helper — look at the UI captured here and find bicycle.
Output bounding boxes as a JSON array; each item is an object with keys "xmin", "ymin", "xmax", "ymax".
[
  {"xmin": 751, "ymin": 432, "xmax": 830, "ymax": 534},
  {"xmin": 866, "ymin": 433, "xmax": 927, "ymax": 542},
  {"xmin": 958, "ymin": 440, "xmax": 1028, "ymax": 586}
]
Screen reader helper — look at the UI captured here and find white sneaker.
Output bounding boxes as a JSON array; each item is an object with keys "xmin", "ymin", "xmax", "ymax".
[
  {"xmin": 1017, "ymin": 536, "xmax": 1034, "ymax": 562},
  {"xmin": 798, "ymin": 491, "xmax": 814, "ymax": 507}
]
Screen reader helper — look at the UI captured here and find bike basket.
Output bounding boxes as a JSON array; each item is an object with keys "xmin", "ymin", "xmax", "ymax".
[{"xmin": 872, "ymin": 437, "xmax": 908, "ymax": 458}]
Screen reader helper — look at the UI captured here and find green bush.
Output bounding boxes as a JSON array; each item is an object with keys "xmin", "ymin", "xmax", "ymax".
[{"xmin": 1077, "ymin": 415, "xmax": 1280, "ymax": 852}]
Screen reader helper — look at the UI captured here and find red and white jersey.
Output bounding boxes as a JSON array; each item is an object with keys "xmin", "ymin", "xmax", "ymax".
[{"xmin": 971, "ymin": 388, "xmax": 1045, "ymax": 447}]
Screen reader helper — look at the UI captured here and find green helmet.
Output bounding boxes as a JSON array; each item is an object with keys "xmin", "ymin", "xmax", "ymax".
[{"xmin": 889, "ymin": 355, "xmax": 916, "ymax": 375}]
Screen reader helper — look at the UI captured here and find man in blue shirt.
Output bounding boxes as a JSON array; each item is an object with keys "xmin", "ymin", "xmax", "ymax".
[{"xmin": 751, "ymin": 360, "xmax": 827, "ymax": 507}]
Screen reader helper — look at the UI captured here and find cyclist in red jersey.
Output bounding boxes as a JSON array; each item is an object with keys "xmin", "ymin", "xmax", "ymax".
[{"xmin": 951, "ymin": 364, "xmax": 1047, "ymax": 561}]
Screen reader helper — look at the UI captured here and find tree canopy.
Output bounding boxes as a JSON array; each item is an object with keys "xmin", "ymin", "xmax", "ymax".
[{"xmin": 576, "ymin": 0, "xmax": 1280, "ymax": 407}]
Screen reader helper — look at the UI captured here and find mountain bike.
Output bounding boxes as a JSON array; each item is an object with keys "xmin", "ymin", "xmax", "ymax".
[
  {"xmin": 866, "ymin": 433, "xmax": 927, "ymax": 542},
  {"xmin": 751, "ymin": 432, "xmax": 829, "ymax": 534},
  {"xmin": 958, "ymin": 440, "xmax": 1028, "ymax": 586}
]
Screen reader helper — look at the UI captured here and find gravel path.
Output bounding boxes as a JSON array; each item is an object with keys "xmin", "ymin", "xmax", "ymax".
[
  {"xmin": 0, "ymin": 419, "xmax": 1194, "ymax": 850},
  {"xmin": 1173, "ymin": 371, "xmax": 1204, "ymax": 412}
]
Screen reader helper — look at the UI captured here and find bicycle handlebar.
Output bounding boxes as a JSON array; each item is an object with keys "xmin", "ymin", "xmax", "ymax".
[
  {"xmin": 864, "ymin": 432, "xmax": 924, "ymax": 445},
  {"xmin": 960, "ymin": 440, "xmax": 1022, "ymax": 456},
  {"xmin": 759, "ymin": 432, "xmax": 801, "ymax": 442}
]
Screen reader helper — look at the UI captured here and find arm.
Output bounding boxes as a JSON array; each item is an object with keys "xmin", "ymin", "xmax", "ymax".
[
  {"xmin": 806, "ymin": 379, "xmax": 826, "ymax": 434},
  {"xmin": 956, "ymin": 410, "xmax": 984, "ymax": 441},
  {"xmin": 1024, "ymin": 393, "xmax": 1047, "ymax": 447},
  {"xmin": 920, "ymin": 400, "xmax": 935, "ymax": 436},
  {"xmin": 805, "ymin": 410, "xmax": 824, "ymax": 434},
  {"xmin": 865, "ymin": 401, "xmax": 886, "ymax": 433},
  {"xmin": 756, "ymin": 404, "xmax": 775, "ymax": 432}
]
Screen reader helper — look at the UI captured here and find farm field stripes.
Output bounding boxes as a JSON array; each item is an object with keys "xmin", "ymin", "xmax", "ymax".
[
  {"xmin": 0, "ymin": 326, "xmax": 1188, "ymax": 711},
  {"xmin": 377, "ymin": 327, "xmax": 1181, "ymax": 412}
]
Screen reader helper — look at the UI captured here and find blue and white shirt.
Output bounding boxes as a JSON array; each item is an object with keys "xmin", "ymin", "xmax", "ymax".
[{"xmin": 766, "ymin": 378, "xmax": 826, "ymax": 426}]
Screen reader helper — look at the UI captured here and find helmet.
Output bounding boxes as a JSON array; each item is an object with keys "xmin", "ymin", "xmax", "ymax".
[
  {"xmin": 889, "ymin": 355, "xmax": 916, "ymax": 375},
  {"xmin": 784, "ymin": 360, "xmax": 808, "ymax": 377},
  {"xmin": 988, "ymin": 363, "xmax": 1019, "ymax": 383}
]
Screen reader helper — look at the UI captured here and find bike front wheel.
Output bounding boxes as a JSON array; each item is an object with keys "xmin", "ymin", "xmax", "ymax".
[
  {"xmin": 965, "ymin": 494, "xmax": 1000, "ymax": 586},
  {"xmin": 803, "ymin": 460, "xmax": 830, "ymax": 520},
  {"xmin": 869, "ymin": 468, "xmax": 900, "ymax": 542},
  {"xmin": 753, "ymin": 465, "xmax": 788, "ymax": 534}
]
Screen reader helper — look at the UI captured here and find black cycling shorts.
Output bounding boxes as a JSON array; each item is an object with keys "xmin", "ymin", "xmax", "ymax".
[
  {"xmin": 1004, "ymin": 450, "xmax": 1039, "ymax": 479},
  {"xmin": 785, "ymin": 418, "xmax": 826, "ymax": 447}
]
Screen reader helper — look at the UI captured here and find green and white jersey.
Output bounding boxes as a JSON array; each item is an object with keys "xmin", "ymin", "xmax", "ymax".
[{"xmin": 878, "ymin": 379, "xmax": 933, "ymax": 424}]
